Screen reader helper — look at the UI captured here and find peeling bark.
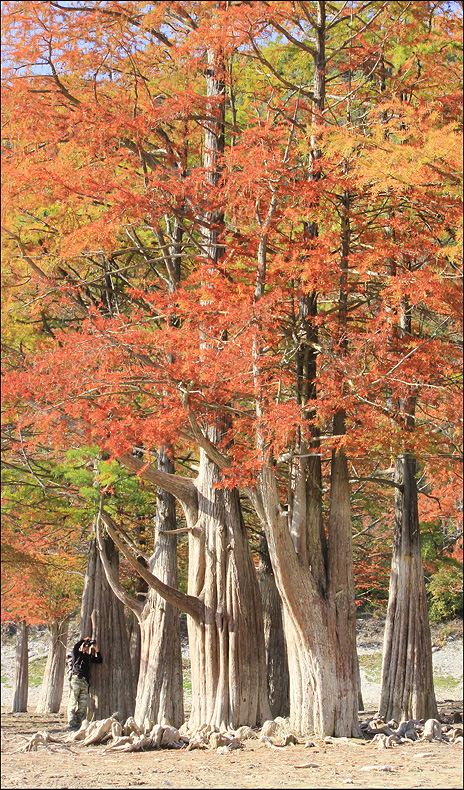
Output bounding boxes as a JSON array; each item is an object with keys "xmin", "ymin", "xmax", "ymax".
[
  {"xmin": 186, "ymin": 447, "xmax": 271, "ymax": 731},
  {"xmin": 133, "ymin": 451, "xmax": 184, "ymax": 728}
]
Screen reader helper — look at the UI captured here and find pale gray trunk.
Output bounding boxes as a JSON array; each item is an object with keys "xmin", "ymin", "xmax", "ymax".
[
  {"xmin": 134, "ymin": 588, "xmax": 183, "ymax": 728},
  {"xmin": 134, "ymin": 450, "xmax": 184, "ymax": 728},
  {"xmin": 186, "ymin": 444, "xmax": 271, "ymax": 731},
  {"xmin": 258, "ymin": 530, "xmax": 289, "ymax": 718},
  {"xmin": 115, "ymin": 449, "xmax": 271, "ymax": 731},
  {"xmin": 254, "ymin": 455, "xmax": 360, "ymax": 738},
  {"xmin": 380, "ymin": 289, "xmax": 437, "ymax": 721},
  {"xmin": 327, "ymin": 416, "xmax": 359, "ymax": 734},
  {"xmin": 36, "ymin": 618, "xmax": 69, "ymax": 713},
  {"xmin": 11, "ymin": 620, "xmax": 28, "ymax": 713},
  {"xmin": 79, "ymin": 535, "xmax": 136, "ymax": 722},
  {"xmin": 379, "ymin": 454, "xmax": 438, "ymax": 721},
  {"xmin": 126, "ymin": 607, "xmax": 141, "ymax": 688}
]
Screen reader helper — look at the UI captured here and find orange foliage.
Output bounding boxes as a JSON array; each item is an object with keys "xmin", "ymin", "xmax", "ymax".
[{"xmin": 1, "ymin": 1, "xmax": 462, "ymax": 587}]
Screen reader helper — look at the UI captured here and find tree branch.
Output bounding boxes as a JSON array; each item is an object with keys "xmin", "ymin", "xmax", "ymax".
[
  {"xmin": 95, "ymin": 512, "xmax": 144, "ymax": 619},
  {"xmin": 183, "ymin": 406, "xmax": 232, "ymax": 470},
  {"xmin": 1, "ymin": 226, "xmax": 49, "ymax": 280},
  {"xmin": 98, "ymin": 506, "xmax": 205, "ymax": 621},
  {"xmin": 118, "ymin": 453, "xmax": 198, "ymax": 511},
  {"xmin": 349, "ymin": 476, "xmax": 403, "ymax": 491}
]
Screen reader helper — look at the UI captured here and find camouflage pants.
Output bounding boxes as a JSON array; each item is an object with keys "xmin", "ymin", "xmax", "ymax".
[{"xmin": 67, "ymin": 676, "xmax": 89, "ymax": 727}]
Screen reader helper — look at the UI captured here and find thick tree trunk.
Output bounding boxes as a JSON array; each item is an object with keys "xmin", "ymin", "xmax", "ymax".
[
  {"xmin": 134, "ymin": 451, "xmax": 184, "ymax": 728},
  {"xmin": 11, "ymin": 620, "xmax": 28, "ymax": 713},
  {"xmin": 186, "ymin": 446, "xmax": 271, "ymax": 731},
  {"xmin": 97, "ymin": 450, "xmax": 184, "ymax": 729},
  {"xmin": 79, "ymin": 534, "xmax": 136, "ymax": 722},
  {"xmin": 134, "ymin": 587, "xmax": 183, "ymax": 728},
  {"xmin": 36, "ymin": 618, "xmax": 69, "ymax": 713},
  {"xmin": 379, "ymin": 454, "xmax": 438, "ymax": 721},
  {"xmin": 327, "ymin": 427, "xmax": 360, "ymax": 734},
  {"xmin": 116, "ymin": 452, "xmax": 271, "ymax": 731},
  {"xmin": 255, "ymin": 461, "xmax": 360, "ymax": 738},
  {"xmin": 180, "ymin": 40, "xmax": 270, "ymax": 732},
  {"xmin": 258, "ymin": 530, "xmax": 289, "ymax": 718}
]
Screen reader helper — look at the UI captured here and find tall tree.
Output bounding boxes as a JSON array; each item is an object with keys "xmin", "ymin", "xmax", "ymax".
[{"xmin": 2, "ymin": 0, "xmax": 462, "ymax": 737}]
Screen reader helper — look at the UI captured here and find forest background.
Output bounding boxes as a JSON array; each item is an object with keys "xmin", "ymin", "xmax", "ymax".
[{"xmin": 1, "ymin": 0, "xmax": 462, "ymax": 746}]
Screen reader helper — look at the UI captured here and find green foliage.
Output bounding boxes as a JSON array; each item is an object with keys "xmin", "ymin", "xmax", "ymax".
[
  {"xmin": 421, "ymin": 519, "xmax": 463, "ymax": 623},
  {"xmin": 427, "ymin": 565, "xmax": 463, "ymax": 623}
]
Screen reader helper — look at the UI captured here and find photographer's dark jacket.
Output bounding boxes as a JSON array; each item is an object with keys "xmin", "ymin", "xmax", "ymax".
[{"xmin": 69, "ymin": 640, "xmax": 103, "ymax": 684}]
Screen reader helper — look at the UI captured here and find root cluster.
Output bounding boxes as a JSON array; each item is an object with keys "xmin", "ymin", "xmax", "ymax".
[
  {"xmin": 15, "ymin": 713, "xmax": 463, "ymax": 754},
  {"xmin": 361, "ymin": 716, "xmax": 463, "ymax": 749}
]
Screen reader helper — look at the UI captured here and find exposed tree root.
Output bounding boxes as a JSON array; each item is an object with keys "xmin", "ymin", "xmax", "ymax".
[
  {"xmin": 14, "ymin": 714, "xmax": 464, "ymax": 756},
  {"xmin": 362, "ymin": 716, "xmax": 462, "ymax": 748},
  {"xmin": 18, "ymin": 731, "xmax": 77, "ymax": 753}
]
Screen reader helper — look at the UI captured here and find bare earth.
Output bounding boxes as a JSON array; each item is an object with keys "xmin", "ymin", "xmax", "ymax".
[
  {"xmin": 1, "ymin": 619, "xmax": 462, "ymax": 788},
  {"xmin": 1, "ymin": 705, "xmax": 463, "ymax": 790}
]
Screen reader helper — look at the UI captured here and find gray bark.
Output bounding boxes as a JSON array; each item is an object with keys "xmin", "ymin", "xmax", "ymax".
[
  {"xmin": 79, "ymin": 534, "xmax": 136, "ymax": 722},
  {"xmin": 379, "ymin": 453, "xmax": 438, "ymax": 721},
  {"xmin": 126, "ymin": 607, "xmax": 141, "ymax": 688},
  {"xmin": 108, "ymin": 449, "xmax": 271, "ymax": 730},
  {"xmin": 133, "ymin": 450, "xmax": 184, "ymax": 728},
  {"xmin": 380, "ymin": 285, "xmax": 438, "ymax": 721},
  {"xmin": 258, "ymin": 530, "xmax": 289, "ymax": 718},
  {"xmin": 185, "ymin": 446, "xmax": 271, "ymax": 731},
  {"xmin": 36, "ymin": 618, "xmax": 69, "ymax": 713},
  {"xmin": 252, "ymin": 457, "xmax": 359, "ymax": 738},
  {"xmin": 11, "ymin": 620, "xmax": 28, "ymax": 713}
]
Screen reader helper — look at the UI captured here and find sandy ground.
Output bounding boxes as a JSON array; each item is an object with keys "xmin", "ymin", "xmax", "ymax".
[
  {"xmin": 1, "ymin": 705, "xmax": 463, "ymax": 790},
  {"xmin": 1, "ymin": 619, "xmax": 463, "ymax": 789}
]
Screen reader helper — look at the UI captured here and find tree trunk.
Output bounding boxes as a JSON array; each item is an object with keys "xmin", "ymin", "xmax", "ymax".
[
  {"xmin": 11, "ymin": 620, "xmax": 28, "ymax": 713},
  {"xmin": 79, "ymin": 534, "xmax": 136, "ymax": 722},
  {"xmin": 185, "ymin": 446, "xmax": 271, "ymax": 731},
  {"xmin": 179, "ymin": 40, "xmax": 270, "ymax": 732},
  {"xmin": 253, "ymin": 458, "xmax": 360, "ymax": 738},
  {"xmin": 133, "ymin": 451, "xmax": 184, "ymax": 728},
  {"xmin": 379, "ymin": 453, "xmax": 438, "ymax": 721},
  {"xmin": 258, "ymin": 530, "xmax": 289, "ymax": 718},
  {"xmin": 36, "ymin": 618, "xmax": 69, "ymax": 713},
  {"xmin": 327, "ymin": 423, "xmax": 360, "ymax": 734},
  {"xmin": 126, "ymin": 607, "xmax": 141, "ymax": 689},
  {"xmin": 380, "ymin": 279, "xmax": 438, "ymax": 722}
]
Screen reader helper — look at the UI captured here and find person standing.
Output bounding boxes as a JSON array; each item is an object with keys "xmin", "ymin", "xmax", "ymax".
[{"xmin": 67, "ymin": 637, "xmax": 103, "ymax": 730}]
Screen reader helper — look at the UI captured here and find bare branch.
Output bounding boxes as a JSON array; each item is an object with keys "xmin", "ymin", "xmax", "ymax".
[
  {"xmin": 118, "ymin": 453, "xmax": 198, "ymax": 512},
  {"xmin": 95, "ymin": 509, "xmax": 144, "ymax": 618},
  {"xmin": 349, "ymin": 476, "xmax": 403, "ymax": 491},
  {"xmin": 99, "ymin": 507, "xmax": 205, "ymax": 621}
]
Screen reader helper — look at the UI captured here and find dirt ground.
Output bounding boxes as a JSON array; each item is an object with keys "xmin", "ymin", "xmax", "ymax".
[{"xmin": 1, "ymin": 702, "xmax": 462, "ymax": 790}]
